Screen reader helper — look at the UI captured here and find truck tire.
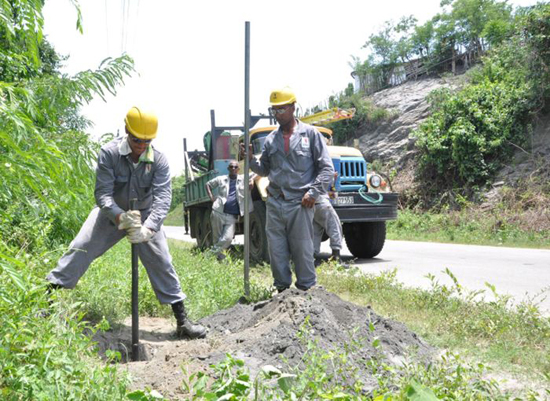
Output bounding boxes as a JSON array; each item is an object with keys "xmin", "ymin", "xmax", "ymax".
[
  {"xmin": 249, "ymin": 200, "xmax": 269, "ymax": 264},
  {"xmin": 343, "ymin": 221, "xmax": 386, "ymax": 259},
  {"xmin": 199, "ymin": 209, "xmax": 213, "ymax": 249},
  {"xmin": 191, "ymin": 209, "xmax": 203, "ymax": 242}
]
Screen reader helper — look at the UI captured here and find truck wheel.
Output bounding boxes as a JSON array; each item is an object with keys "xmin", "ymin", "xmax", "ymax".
[
  {"xmin": 199, "ymin": 209, "xmax": 213, "ymax": 249},
  {"xmin": 343, "ymin": 221, "xmax": 386, "ymax": 258},
  {"xmin": 249, "ymin": 200, "xmax": 269, "ymax": 264},
  {"xmin": 192, "ymin": 209, "xmax": 203, "ymax": 243}
]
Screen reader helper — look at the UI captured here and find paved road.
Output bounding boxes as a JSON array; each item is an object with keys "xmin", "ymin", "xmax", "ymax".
[{"xmin": 163, "ymin": 225, "xmax": 550, "ymax": 315}]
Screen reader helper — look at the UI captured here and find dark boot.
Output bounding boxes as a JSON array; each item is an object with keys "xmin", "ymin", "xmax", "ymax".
[
  {"xmin": 331, "ymin": 249, "xmax": 350, "ymax": 268},
  {"xmin": 46, "ymin": 282, "xmax": 64, "ymax": 294},
  {"xmin": 38, "ymin": 283, "xmax": 64, "ymax": 318},
  {"xmin": 171, "ymin": 301, "xmax": 207, "ymax": 339}
]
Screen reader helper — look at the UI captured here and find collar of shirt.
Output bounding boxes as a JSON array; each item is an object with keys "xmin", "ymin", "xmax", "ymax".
[{"xmin": 118, "ymin": 134, "xmax": 155, "ymax": 163}]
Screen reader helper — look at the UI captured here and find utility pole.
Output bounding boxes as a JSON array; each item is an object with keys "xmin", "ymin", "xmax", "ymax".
[{"xmin": 243, "ymin": 21, "xmax": 251, "ymax": 298}]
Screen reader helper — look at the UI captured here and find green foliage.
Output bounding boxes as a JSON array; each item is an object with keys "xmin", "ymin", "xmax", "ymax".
[
  {"xmin": 318, "ymin": 265, "xmax": 550, "ymax": 383},
  {"xmin": 0, "ymin": 256, "xmax": 130, "ymax": 400},
  {"xmin": 325, "ymin": 91, "xmax": 391, "ymax": 145},
  {"xmin": 413, "ymin": 3, "xmax": 550, "ymax": 200},
  {"xmin": 388, "ymin": 204, "xmax": 550, "ymax": 248},
  {"xmin": 65, "ymin": 240, "xmax": 271, "ymax": 326},
  {"xmin": 353, "ymin": 0, "xmax": 516, "ymax": 91},
  {"xmin": 0, "ymin": 0, "xmax": 135, "ymax": 398},
  {"xmin": 180, "ymin": 320, "xmax": 530, "ymax": 400},
  {"xmin": 164, "ymin": 203, "xmax": 184, "ymax": 226},
  {"xmin": 170, "ymin": 173, "xmax": 187, "ymax": 211}
]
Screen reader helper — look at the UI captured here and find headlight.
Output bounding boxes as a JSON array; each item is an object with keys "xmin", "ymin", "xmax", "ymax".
[{"xmin": 369, "ymin": 174, "xmax": 382, "ymax": 188}]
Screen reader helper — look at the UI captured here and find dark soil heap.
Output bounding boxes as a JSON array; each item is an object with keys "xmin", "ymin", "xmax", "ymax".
[{"xmin": 95, "ymin": 287, "xmax": 432, "ymax": 399}]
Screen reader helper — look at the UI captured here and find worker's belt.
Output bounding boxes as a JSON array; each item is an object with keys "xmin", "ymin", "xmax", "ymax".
[
  {"xmin": 266, "ymin": 189, "xmax": 306, "ymax": 202},
  {"xmin": 267, "ymin": 189, "xmax": 285, "ymax": 200}
]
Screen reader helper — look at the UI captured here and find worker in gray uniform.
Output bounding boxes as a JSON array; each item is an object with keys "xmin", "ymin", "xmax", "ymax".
[
  {"xmin": 46, "ymin": 107, "xmax": 206, "ymax": 339},
  {"xmin": 205, "ymin": 160, "xmax": 254, "ymax": 261},
  {"xmin": 243, "ymin": 88, "xmax": 334, "ymax": 292},
  {"xmin": 313, "ymin": 192, "xmax": 343, "ymax": 263}
]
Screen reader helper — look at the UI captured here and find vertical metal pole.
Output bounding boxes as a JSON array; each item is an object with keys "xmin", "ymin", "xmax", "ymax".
[
  {"xmin": 243, "ymin": 21, "xmax": 251, "ymax": 298},
  {"xmin": 130, "ymin": 199, "xmax": 139, "ymax": 361},
  {"xmin": 183, "ymin": 138, "xmax": 189, "ymax": 234},
  {"xmin": 210, "ymin": 110, "xmax": 216, "ymax": 171}
]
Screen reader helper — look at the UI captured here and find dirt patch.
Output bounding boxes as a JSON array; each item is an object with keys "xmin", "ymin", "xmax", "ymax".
[{"xmin": 94, "ymin": 287, "xmax": 433, "ymax": 399}]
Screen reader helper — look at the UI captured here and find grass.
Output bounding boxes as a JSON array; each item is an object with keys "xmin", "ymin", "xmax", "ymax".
[
  {"xmin": 388, "ymin": 208, "xmax": 550, "ymax": 249},
  {"xmin": 316, "ymin": 264, "xmax": 550, "ymax": 391},
  {"xmin": 389, "ymin": 183, "xmax": 550, "ymax": 249},
  {"xmin": 63, "ymin": 239, "xmax": 271, "ymax": 327},
  {"xmin": 164, "ymin": 206, "xmax": 184, "ymax": 227},
  {"xmin": 23, "ymin": 237, "xmax": 549, "ymax": 399}
]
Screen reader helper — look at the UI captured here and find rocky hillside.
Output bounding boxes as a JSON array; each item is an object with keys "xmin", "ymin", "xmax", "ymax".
[{"xmin": 355, "ymin": 76, "xmax": 550, "ymax": 197}]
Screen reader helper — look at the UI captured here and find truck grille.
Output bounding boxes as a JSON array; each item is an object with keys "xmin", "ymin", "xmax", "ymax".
[{"xmin": 337, "ymin": 158, "xmax": 366, "ymax": 190}]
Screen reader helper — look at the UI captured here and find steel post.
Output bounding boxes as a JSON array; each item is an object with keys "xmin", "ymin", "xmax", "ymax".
[
  {"xmin": 130, "ymin": 199, "xmax": 139, "ymax": 361},
  {"xmin": 243, "ymin": 21, "xmax": 251, "ymax": 297}
]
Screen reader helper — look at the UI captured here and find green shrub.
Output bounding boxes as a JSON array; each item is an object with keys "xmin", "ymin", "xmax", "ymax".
[{"xmin": 413, "ymin": 4, "xmax": 550, "ymax": 200}]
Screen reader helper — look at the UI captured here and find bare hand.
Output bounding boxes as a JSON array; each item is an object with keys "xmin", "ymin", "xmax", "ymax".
[
  {"xmin": 239, "ymin": 143, "xmax": 253, "ymax": 160},
  {"xmin": 249, "ymin": 179, "xmax": 254, "ymax": 190},
  {"xmin": 301, "ymin": 193, "xmax": 315, "ymax": 208}
]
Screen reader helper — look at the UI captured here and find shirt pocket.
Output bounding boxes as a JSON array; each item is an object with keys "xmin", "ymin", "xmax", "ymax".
[
  {"xmin": 114, "ymin": 175, "xmax": 129, "ymax": 189},
  {"xmin": 268, "ymin": 146, "xmax": 281, "ymax": 169},
  {"xmin": 294, "ymin": 149, "xmax": 312, "ymax": 172},
  {"xmin": 138, "ymin": 175, "xmax": 153, "ymax": 195}
]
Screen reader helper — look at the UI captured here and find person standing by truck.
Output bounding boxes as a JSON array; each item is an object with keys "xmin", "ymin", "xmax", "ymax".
[
  {"xmin": 46, "ymin": 107, "xmax": 207, "ymax": 339},
  {"xmin": 242, "ymin": 88, "xmax": 334, "ymax": 292},
  {"xmin": 313, "ymin": 173, "xmax": 344, "ymax": 264},
  {"xmin": 205, "ymin": 160, "xmax": 254, "ymax": 260}
]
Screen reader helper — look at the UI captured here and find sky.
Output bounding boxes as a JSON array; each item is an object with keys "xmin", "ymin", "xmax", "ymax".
[{"xmin": 42, "ymin": 0, "xmax": 539, "ymax": 177}]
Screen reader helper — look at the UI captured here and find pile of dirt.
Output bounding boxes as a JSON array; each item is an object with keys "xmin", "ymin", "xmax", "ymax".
[{"xmin": 94, "ymin": 287, "xmax": 433, "ymax": 399}]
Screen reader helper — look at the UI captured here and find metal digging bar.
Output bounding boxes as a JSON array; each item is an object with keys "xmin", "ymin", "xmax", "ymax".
[{"xmin": 130, "ymin": 198, "xmax": 140, "ymax": 361}]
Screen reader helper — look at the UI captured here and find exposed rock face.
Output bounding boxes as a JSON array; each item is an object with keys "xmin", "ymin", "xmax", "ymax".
[
  {"xmin": 355, "ymin": 76, "xmax": 549, "ymax": 197},
  {"xmin": 356, "ymin": 77, "xmax": 462, "ymax": 170}
]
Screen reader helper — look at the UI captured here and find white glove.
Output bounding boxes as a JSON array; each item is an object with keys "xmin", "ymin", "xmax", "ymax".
[
  {"xmin": 127, "ymin": 226, "xmax": 155, "ymax": 243},
  {"xmin": 118, "ymin": 210, "xmax": 141, "ymax": 230}
]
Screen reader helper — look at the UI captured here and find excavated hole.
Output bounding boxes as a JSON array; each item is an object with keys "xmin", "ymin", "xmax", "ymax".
[{"xmin": 97, "ymin": 337, "xmax": 155, "ymax": 363}]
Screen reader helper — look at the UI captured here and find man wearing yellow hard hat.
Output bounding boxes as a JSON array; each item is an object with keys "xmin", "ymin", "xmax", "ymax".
[
  {"xmin": 244, "ymin": 88, "xmax": 334, "ymax": 291},
  {"xmin": 46, "ymin": 107, "xmax": 206, "ymax": 339}
]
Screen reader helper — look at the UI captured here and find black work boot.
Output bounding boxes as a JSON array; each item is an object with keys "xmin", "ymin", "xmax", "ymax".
[
  {"xmin": 331, "ymin": 249, "xmax": 350, "ymax": 268},
  {"xmin": 38, "ymin": 283, "xmax": 64, "ymax": 318},
  {"xmin": 171, "ymin": 301, "xmax": 207, "ymax": 339}
]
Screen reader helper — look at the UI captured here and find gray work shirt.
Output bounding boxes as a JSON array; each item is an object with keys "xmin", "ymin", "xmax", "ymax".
[
  {"xmin": 206, "ymin": 175, "xmax": 253, "ymax": 217},
  {"xmin": 94, "ymin": 137, "xmax": 171, "ymax": 232},
  {"xmin": 250, "ymin": 120, "xmax": 334, "ymax": 201}
]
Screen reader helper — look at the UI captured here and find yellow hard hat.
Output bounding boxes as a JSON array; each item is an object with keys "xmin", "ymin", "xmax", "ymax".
[
  {"xmin": 269, "ymin": 87, "xmax": 296, "ymax": 106},
  {"xmin": 124, "ymin": 107, "xmax": 158, "ymax": 140}
]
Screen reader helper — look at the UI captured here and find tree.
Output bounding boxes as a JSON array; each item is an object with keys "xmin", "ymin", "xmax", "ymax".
[{"xmin": 0, "ymin": 0, "xmax": 135, "ymax": 250}]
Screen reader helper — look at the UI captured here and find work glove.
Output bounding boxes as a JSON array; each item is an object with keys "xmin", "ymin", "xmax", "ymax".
[
  {"xmin": 127, "ymin": 226, "xmax": 155, "ymax": 243},
  {"xmin": 118, "ymin": 210, "xmax": 142, "ymax": 230}
]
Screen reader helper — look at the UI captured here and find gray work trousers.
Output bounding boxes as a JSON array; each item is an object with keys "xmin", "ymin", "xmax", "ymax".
[
  {"xmin": 266, "ymin": 196, "xmax": 316, "ymax": 290},
  {"xmin": 313, "ymin": 197, "xmax": 343, "ymax": 255},
  {"xmin": 211, "ymin": 210, "xmax": 238, "ymax": 253},
  {"xmin": 46, "ymin": 207, "xmax": 185, "ymax": 304}
]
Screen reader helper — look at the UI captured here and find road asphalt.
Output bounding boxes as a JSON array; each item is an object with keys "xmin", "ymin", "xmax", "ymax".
[{"xmin": 163, "ymin": 225, "xmax": 550, "ymax": 315}]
